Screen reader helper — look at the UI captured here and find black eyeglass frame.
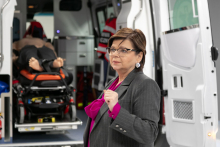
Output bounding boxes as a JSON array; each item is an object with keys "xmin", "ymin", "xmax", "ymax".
[{"xmin": 106, "ymin": 47, "xmax": 137, "ymax": 54}]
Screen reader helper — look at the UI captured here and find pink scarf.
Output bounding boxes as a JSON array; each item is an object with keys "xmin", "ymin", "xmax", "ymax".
[{"xmin": 85, "ymin": 77, "xmax": 121, "ymax": 120}]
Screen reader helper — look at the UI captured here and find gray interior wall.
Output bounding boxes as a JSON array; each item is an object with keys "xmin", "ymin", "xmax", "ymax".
[
  {"xmin": 54, "ymin": 0, "xmax": 92, "ymax": 36},
  {"xmin": 116, "ymin": 1, "xmax": 131, "ymax": 31},
  {"xmin": 15, "ymin": 0, "xmax": 27, "ymax": 37},
  {"xmin": 208, "ymin": 0, "xmax": 220, "ymax": 120}
]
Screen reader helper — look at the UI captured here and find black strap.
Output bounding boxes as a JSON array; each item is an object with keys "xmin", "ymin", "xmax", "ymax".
[
  {"xmin": 41, "ymin": 59, "xmax": 54, "ymax": 72},
  {"xmin": 13, "ymin": 49, "xmax": 19, "ymax": 56}
]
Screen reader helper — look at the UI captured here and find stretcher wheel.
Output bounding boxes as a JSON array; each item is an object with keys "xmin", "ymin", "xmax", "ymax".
[
  {"xmin": 61, "ymin": 110, "xmax": 64, "ymax": 119},
  {"xmin": 18, "ymin": 106, "xmax": 24, "ymax": 124},
  {"xmin": 69, "ymin": 105, "xmax": 76, "ymax": 121},
  {"xmin": 28, "ymin": 112, "xmax": 31, "ymax": 121}
]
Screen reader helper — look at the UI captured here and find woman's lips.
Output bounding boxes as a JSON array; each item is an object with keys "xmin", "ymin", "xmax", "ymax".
[{"xmin": 113, "ymin": 61, "xmax": 120, "ymax": 64}]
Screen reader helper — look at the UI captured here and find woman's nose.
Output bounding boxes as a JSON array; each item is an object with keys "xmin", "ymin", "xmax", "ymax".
[{"xmin": 111, "ymin": 53, "xmax": 120, "ymax": 57}]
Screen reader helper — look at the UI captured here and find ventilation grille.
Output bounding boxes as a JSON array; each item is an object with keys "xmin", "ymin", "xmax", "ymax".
[{"xmin": 173, "ymin": 101, "xmax": 193, "ymax": 120}]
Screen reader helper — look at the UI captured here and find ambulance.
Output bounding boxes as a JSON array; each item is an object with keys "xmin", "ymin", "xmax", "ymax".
[{"xmin": 0, "ymin": 0, "xmax": 219, "ymax": 146}]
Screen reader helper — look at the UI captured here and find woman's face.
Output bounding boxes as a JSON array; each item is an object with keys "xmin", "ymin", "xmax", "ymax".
[{"xmin": 109, "ymin": 39, "xmax": 143, "ymax": 74}]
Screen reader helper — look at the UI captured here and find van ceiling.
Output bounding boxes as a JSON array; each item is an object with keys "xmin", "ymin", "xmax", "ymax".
[{"xmin": 27, "ymin": 0, "xmax": 53, "ymax": 19}]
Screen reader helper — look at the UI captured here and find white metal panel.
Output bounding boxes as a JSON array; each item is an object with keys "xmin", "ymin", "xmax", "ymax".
[
  {"xmin": 160, "ymin": 0, "xmax": 169, "ymax": 33},
  {"xmin": 60, "ymin": 52, "xmax": 93, "ymax": 66},
  {"xmin": 116, "ymin": 1, "xmax": 131, "ymax": 31},
  {"xmin": 0, "ymin": 0, "xmax": 17, "ymax": 142},
  {"xmin": 57, "ymin": 36, "xmax": 94, "ymax": 66},
  {"xmin": 58, "ymin": 38, "xmax": 93, "ymax": 53},
  {"xmin": 160, "ymin": 0, "xmax": 218, "ymax": 146},
  {"xmin": 127, "ymin": 0, "xmax": 154, "ymax": 79},
  {"xmin": 162, "ymin": 28, "xmax": 200, "ymax": 68},
  {"xmin": 1, "ymin": 0, "xmax": 16, "ymax": 74}
]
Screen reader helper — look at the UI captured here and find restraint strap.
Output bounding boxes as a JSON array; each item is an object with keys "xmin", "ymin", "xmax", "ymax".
[{"xmin": 41, "ymin": 59, "xmax": 54, "ymax": 72}]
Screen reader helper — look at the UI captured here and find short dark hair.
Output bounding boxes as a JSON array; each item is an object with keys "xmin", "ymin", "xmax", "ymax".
[{"xmin": 108, "ymin": 28, "xmax": 146, "ymax": 71}]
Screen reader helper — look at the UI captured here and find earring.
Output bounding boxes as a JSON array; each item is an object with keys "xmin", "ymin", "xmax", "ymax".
[{"xmin": 136, "ymin": 63, "xmax": 140, "ymax": 68}]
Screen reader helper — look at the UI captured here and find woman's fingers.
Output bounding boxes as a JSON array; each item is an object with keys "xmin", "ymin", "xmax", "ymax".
[
  {"xmin": 103, "ymin": 90, "xmax": 118, "ymax": 111},
  {"xmin": 105, "ymin": 97, "xmax": 111, "ymax": 105},
  {"xmin": 104, "ymin": 90, "xmax": 117, "ymax": 104},
  {"xmin": 103, "ymin": 90, "xmax": 110, "ymax": 103}
]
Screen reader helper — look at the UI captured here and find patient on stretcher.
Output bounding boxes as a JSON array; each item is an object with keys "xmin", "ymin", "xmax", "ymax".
[{"xmin": 12, "ymin": 31, "xmax": 64, "ymax": 72}]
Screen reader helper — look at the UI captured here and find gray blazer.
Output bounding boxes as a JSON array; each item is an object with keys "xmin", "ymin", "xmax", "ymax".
[{"xmin": 83, "ymin": 69, "xmax": 161, "ymax": 147}]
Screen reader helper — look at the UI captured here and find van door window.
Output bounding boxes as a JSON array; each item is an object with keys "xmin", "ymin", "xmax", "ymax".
[
  {"xmin": 168, "ymin": 0, "xmax": 199, "ymax": 29},
  {"xmin": 106, "ymin": 6, "xmax": 115, "ymax": 19},
  {"xmin": 97, "ymin": 11, "xmax": 106, "ymax": 33},
  {"xmin": 59, "ymin": 0, "xmax": 82, "ymax": 11},
  {"xmin": 96, "ymin": 4, "xmax": 114, "ymax": 34}
]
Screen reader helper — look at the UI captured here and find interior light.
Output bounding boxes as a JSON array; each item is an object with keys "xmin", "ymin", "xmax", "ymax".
[
  {"xmin": 208, "ymin": 133, "xmax": 211, "ymax": 137},
  {"xmin": 117, "ymin": 3, "xmax": 120, "ymax": 7},
  {"xmin": 28, "ymin": 5, "xmax": 34, "ymax": 9},
  {"xmin": 57, "ymin": 30, "xmax": 60, "ymax": 34}
]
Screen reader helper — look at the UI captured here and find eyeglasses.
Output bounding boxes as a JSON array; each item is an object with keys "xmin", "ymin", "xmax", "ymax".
[{"xmin": 106, "ymin": 47, "xmax": 136, "ymax": 57}]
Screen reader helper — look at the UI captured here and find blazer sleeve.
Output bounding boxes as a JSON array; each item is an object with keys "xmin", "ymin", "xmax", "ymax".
[{"xmin": 109, "ymin": 78, "xmax": 161, "ymax": 144}]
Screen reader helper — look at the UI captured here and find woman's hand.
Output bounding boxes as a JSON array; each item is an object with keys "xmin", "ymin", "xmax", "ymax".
[{"xmin": 103, "ymin": 90, "xmax": 118, "ymax": 112}]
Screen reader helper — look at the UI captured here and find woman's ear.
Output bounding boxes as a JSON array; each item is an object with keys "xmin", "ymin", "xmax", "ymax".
[{"xmin": 137, "ymin": 52, "xmax": 143, "ymax": 63}]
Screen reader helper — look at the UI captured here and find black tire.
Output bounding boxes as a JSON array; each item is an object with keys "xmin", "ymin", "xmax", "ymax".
[
  {"xmin": 28, "ymin": 112, "xmax": 31, "ymax": 121},
  {"xmin": 61, "ymin": 110, "xmax": 64, "ymax": 119},
  {"xmin": 69, "ymin": 105, "xmax": 76, "ymax": 121},
  {"xmin": 18, "ymin": 106, "xmax": 24, "ymax": 124}
]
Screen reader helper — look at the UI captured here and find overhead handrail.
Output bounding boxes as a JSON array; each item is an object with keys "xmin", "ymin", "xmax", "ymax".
[
  {"xmin": 0, "ymin": 0, "xmax": 10, "ymax": 70},
  {"xmin": 133, "ymin": 0, "xmax": 143, "ymax": 29}
]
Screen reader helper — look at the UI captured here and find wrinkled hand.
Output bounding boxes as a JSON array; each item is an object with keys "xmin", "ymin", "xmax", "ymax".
[{"xmin": 103, "ymin": 90, "xmax": 118, "ymax": 112}]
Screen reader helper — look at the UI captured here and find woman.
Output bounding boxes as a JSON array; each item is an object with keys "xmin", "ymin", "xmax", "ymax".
[{"xmin": 84, "ymin": 28, "xmax": 161, "ymax": 147}]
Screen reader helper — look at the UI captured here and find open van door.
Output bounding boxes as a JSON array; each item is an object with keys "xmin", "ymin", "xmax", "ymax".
[{"xmin": 160, "ymin": 0, "xmax": 218, "ymax": 146}]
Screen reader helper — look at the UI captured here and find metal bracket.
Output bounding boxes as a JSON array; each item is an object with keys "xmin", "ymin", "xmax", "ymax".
[{"xmin": 161, "ymin": 90, "xmax": 168, "ymax": 97}]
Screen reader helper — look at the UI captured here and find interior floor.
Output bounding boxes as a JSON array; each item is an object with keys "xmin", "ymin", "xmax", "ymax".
[{"xmin": 9, "ymin": 110, "xmax": 220, "ymax": 146}]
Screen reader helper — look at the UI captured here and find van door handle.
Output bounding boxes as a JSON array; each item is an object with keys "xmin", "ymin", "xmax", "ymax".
[
  {"xmin": 211, "ymin": 46, "xmax": 218, "ymax": 61},
  {"xmin": 79, "ymin": 54, "xmax": 86, "ymax": 58},
  {"xmin": 79, "ymin": 42, "xmax": 85, "ymax": 45}
]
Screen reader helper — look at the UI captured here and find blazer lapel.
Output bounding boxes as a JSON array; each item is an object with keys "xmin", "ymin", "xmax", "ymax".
[{"xmin": 90, "ymin": 69, "xmax": 140, "ymax": 134}]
